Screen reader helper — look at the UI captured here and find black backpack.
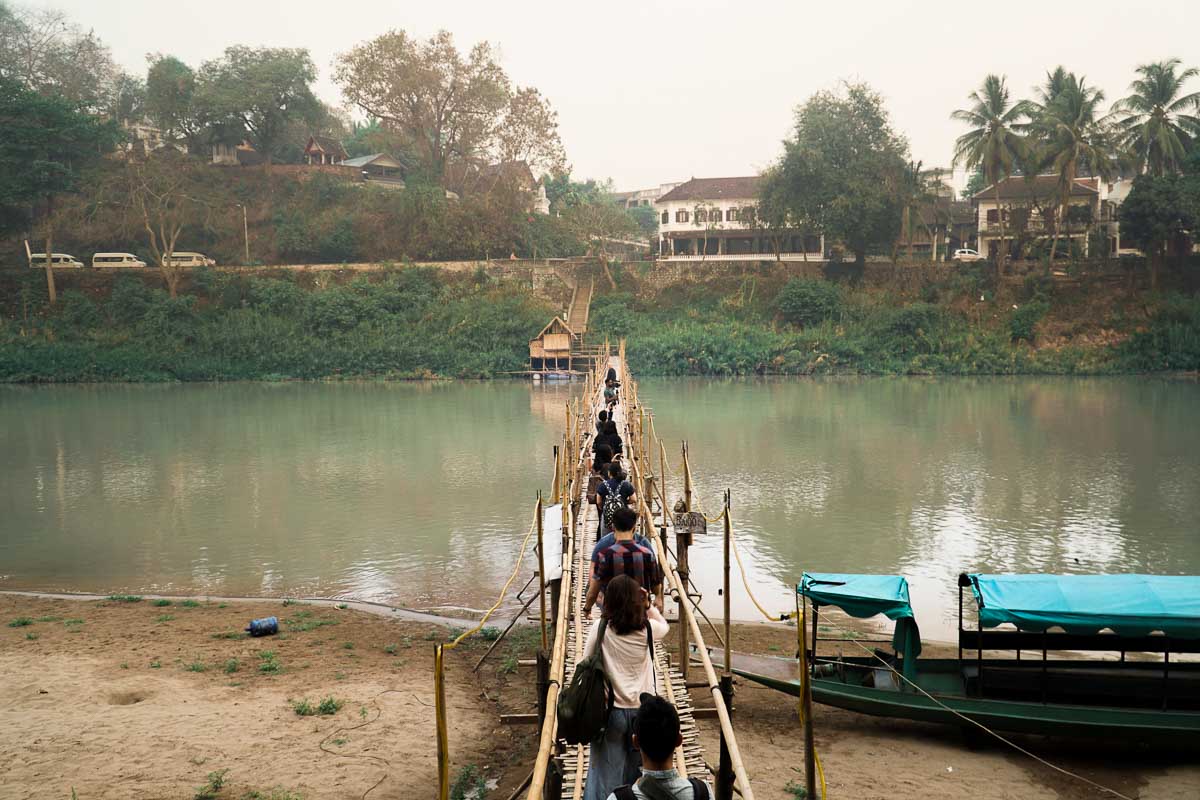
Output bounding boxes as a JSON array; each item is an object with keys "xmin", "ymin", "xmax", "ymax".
[
  {"xmin": 556, "ymin": 619, "xmax": 657, "ymax": 745},
  {"xmin": 612, "ymin": 777, "xmax": 710, "ymax": 800},
  {"xmin": 602, "ymin": 480, "xmax": 629, "ymax": 528},
  {"xmin": 556, "ymin": 618, "xmax": 614, "ymax": 745}
]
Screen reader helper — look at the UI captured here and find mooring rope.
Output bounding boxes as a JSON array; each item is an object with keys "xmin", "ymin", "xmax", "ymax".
[{"xmin": 842, "ymin": 638, "xmax": 1136, "ymax": 800}]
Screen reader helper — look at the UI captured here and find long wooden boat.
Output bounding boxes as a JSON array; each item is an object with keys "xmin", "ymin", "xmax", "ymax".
[{"xmin": 710, "ymin": 572, "xmax": 1200, "ymax": 745}]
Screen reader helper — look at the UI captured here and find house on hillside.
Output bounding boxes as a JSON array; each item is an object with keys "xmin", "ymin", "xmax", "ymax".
[
  {"xmin": 342, "ymin": 153, "xmax": 406, "ymax": 187},
  {"xmin": 119, "ymin": 120, "xmax": 187, "ymax": 156},
  {"xmin": 655, "ymin": 176, "xmax": 824, "ymax": 260},
  {"xmin": 613, "ymin": 183, "xmax": 680, "ymax": 209},
  {"xmin": 211, "ymin": 141, "xmax": 264, "ymax": 166},
  {"xmin": 972, "ymin": 175, "xmax": 1108, "ymax": 259},
  {"xmin": 303, "ymin": 136, "xmax": 348, "ymax": 165},
  {"xmin": 446, "ymin": 160, "xmax": 550, "ymax": 214}
]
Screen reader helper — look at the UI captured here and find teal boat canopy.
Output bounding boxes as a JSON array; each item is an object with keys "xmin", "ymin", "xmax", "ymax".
[
  {"xmin": 798, "ymin": 573, "xmax": 922, "ymax": 676},
  {"xmin": 966, "ymin": 574, "xmax": 1200, "ymax": 639}
]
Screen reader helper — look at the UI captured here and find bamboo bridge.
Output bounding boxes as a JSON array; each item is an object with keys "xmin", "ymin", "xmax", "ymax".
[{"xmin": 522, "ymin": 342, "xmax": 756, "ymax": 800}]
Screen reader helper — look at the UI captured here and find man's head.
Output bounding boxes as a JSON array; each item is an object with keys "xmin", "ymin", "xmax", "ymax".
[
  {"xmin": 632, "ymin": 693, "xmax": 682, "ymax": 767},
  {"xmin": 612, "ymin": 505, "xmax": 638, "ymax": 534},
  {"xmin": 599, "ymin": 410, "xmax": 609, "ymax": 423}
]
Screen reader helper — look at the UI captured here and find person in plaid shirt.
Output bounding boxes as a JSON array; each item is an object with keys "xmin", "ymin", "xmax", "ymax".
[{"xmin": 584, "ymin": 506, "xmax": 663, "ymax": 618}]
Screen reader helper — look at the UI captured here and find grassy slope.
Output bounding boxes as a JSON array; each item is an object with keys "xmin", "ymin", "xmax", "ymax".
[{"xmin": 1, "ymin": 264, "xmax": 1197, "ymax": 382}]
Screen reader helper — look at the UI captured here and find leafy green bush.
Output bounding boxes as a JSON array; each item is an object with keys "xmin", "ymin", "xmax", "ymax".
[
  {"xmin": 775, "ymin": 278, "xmax": 843, "ymax": 328},
  {"xmin": 1010, "ymin": 299, "xmax": 1049, "ymax": 343}
]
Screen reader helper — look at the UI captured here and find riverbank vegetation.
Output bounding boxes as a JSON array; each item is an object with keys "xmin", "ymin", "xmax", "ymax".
[
  {"xmin": 3, "ymin": 263, "xmax": 1198, "ymax": 381},
  {"xmin": 588, "ymin": 266, "xmax": 1200, "ymax": 376},
  {"xmin": 0, "ymin": 267, "xmax": 553, "ymax": 381}
]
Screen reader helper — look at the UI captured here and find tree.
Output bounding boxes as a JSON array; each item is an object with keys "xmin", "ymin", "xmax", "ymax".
[
  {"xmin": 197, "ymin": 46, "xmax": 319, "ymax": 165},
  {"xmin": 771, "ymin": 81, "xmax": 908, "ymax": 264},
  {"xmin": 543, "ymin": 173, "xmax": 607, "ymax": 214},
  {"xmin": 334, "ymin": 30, "xmax": 510, "ymax": 180},
  {"xmin": 1117, "ymin": 173, "xmax": 1200, "ymax": 289},
  {"xmin": 1110, "ymin": 58, "xmax": 1200, "ymax": 177},
  {"xmin": 895, "ymin": 160, "xmax": 940, "ymax": 262},
  {"xmin": 561, "ymin": 200, "xmax": 637, "ymax": 288},
  {"xmin": 145, "ymin": 54, "xmax": 203, "ymax": 149},
  {"xmin": 692, "ymin": 202, "xmax": 723, "ymax": 258},
  {"xmin": 952, "ymin": 74, "xmax": 1030, "ymax": 266},
  {"xmin": 119, "ymin": 154, "xmax": 222, "ymax": 297},
  {"xmin": 0, "ymin": 76, "xmax": 118, "ymax": 303},
  {"xmin": 1027, "ymin": 72, "xmax": 1120, "ymax": 260},
  {"xmin": 0, "ymin": 3, "xmax": 119, "ymax": 113},
  {"xmin": 962, "ymin": 167, "xmax": 987, "ymax": 200},
  {"xmin": 494, "ymin": 87, "xmax": 567, "ymax": 176}
]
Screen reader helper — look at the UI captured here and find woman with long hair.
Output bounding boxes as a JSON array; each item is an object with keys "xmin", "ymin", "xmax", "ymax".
[{"xmin": 581, "ymin": 574, "xmax": 669, "ymax": 800}]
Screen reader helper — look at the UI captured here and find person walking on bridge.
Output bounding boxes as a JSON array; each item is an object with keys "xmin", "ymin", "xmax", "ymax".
[
  {"xmin": 595, "ymin": 462, "xmax": 634, "ymax": 538},
  {"xmin": 581, "ymin": 574, "xmax": 669, "ymax": 800},
  {"xmin": 585, "ymin": 506, "xmax": 662, "ymax": 618},
  {"xmin": 607, "ymin": 694, "xmax": 711, "ymax": 800}
]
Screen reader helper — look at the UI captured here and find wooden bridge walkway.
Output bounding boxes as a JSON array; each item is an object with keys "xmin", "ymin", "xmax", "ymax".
[{"xmin": 526, "ymin": 347, "xmax": 754, "ymax": 800}]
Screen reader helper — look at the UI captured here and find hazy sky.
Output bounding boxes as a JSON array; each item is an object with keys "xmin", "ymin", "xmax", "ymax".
[{"xmin": 28, "ymin": 0, "xmax": 1200, "ymax": 190}]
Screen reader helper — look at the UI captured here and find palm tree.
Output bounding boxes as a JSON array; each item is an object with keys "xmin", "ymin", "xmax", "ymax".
[
  {"xmin": 1110, "ymin": 58, "xmax": 1200, "ymax": 177},
  {"xmin": 1029, "ymin": 73, "xmax": 1120, "ymax": 261},
  {"xmin": 952, "ymin": 75, "xmax": 1030, "ymax": 266}
]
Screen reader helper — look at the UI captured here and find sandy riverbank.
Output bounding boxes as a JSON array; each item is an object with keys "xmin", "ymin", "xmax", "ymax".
[{"xmin": 3, "ymin": 595, "xmax": 1197, "ymax": 799}]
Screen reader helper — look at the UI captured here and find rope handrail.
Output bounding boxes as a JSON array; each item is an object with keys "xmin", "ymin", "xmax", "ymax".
[{"xmin": 622, "ymin": 367, "xmax": 756, "ymax": 800}]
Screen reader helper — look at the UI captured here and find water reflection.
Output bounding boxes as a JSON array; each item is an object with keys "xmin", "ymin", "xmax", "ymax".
[
  {"xmin": 2, "ymin": 377, "xmax": 1198, "ymax": 641},
  {"xmin": 642, "ymin": 377, "xmax": 1200, "ymax": 639}
]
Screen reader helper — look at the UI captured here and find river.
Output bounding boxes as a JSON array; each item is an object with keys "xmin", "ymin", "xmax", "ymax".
[{"xmin": 2, "ymin": 378, "xmax": 1197, "ymax": 640}]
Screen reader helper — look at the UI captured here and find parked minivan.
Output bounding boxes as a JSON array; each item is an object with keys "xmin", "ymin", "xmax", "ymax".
[
  {"xmin": 92, "ymin": 253, "xmax": 147, "ymax": 268},
  {"xmin": 165, "ymin": 252, "xmax": 216, "ymax": 268},
  {"xmin": 29, "ymin": 253, "xmax": 84, "ymax": 269}
]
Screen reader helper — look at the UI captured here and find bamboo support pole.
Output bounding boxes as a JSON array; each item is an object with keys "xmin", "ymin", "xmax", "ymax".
[
  {"xmin": 435, "ymin": 643, "xmax": 449, "ymax": 799},
  {"xmin": 621, "ymin": 377, "xmax": 754, "ymax": 800},
  {"xmin": 536, "ymin": 492, "xmax": 547, "ymax": 653}
]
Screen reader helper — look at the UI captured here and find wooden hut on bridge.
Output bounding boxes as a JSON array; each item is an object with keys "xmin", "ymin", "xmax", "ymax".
[{"xmin": 529, "ymin": 317, "xmax": 575, "ymax": 375}]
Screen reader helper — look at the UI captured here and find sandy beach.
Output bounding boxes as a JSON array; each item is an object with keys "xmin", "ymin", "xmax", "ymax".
[{"xmin": 2, "ymin": 594, "xmax": 1197, "ymax": 799}]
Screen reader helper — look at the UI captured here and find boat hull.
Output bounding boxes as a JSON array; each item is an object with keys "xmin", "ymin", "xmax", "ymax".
[{"xmin": 712, "ymin": 650, "xmax": 1200, "ymax": 744}]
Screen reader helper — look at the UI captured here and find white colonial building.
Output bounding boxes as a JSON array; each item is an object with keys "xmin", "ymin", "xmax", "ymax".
[
  {"xmin": 655, "ymin": 176, "xmax": 823, "ymax": 260},
  {"xmin": 613, "ymin": 182, "xmax": 680, "ymax": 210}
]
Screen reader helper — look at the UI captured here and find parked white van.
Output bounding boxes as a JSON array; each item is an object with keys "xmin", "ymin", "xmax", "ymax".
[
  {"xmin": 92, "ymin": 253, "xmax": 147, "ymax": 268},
  {"xmin": 29, "ymin": 253, "xmax": 84, "ymax": 269},
  {"xmin": 165, "ymin": 252, "xmax": 216, "ymax": 268}
]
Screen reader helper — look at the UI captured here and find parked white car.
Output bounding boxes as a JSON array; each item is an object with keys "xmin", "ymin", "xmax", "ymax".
[
  {"xmin": 92, "ymin": 252, "xmax": 147, "ymax": 268},
  {"xmin": 165, "ymin": 251, "xmax": 216, "ymax": 268},
  {"xmin": 952, "ymin": 248, "xmax": 985, "ymax": 262},
  {"xmin": 29, "ymin": 253, "xmax": 84, "ymax": 269}
]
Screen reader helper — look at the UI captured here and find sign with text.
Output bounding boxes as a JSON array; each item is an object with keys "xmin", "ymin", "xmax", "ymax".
[{"xmin": 673, "ymin": 511, "xmax": 707, "ymax": 543}]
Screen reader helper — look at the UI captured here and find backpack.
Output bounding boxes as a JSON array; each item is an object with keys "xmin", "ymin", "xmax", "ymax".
[
  {"xmin": 612, "ymin": 777, "xmax": 710, "ymax": 800},
  {"xmin": 601, "ymin": 480, "xmax": 628, "ymax": 528},
  {"xmin": 556, "ymin": 618, "xmax": 614, "ymax": 745}
]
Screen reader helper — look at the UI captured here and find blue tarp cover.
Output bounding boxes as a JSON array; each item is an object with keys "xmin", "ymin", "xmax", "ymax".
[
  {"xmin": 967, "ymin": 574, "xmax": 1200, "ymax": 638},
  {"xmin": 798, "ymin": 573, "xmax": 922, "ymax": 673},
  {"xmin": 799, "ymin": 573, "xmax": 915, "ymax": 621}
]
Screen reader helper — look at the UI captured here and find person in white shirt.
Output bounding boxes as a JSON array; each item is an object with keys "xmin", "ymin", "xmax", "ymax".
[{"xmin": 581, "ymin": 574, "xmax": 670, "ymax": 800}]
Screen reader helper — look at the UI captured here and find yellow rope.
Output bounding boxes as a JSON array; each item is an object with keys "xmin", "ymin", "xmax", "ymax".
[
  {"xmin": 796, "ymin": 593, "xmax": 827, "ymax": 799},
  {"xmin": 729, "ymin": 511, "xmax": 788, "ymax": 623},
  {"xmin": 447, "ymin": 500, "xmax": 540, "ymax": 649}
]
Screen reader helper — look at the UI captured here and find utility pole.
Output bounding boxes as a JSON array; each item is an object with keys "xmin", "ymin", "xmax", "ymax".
[{"xmin": 237, "ymin": 204, "xmax": 250, "ymax": 265}]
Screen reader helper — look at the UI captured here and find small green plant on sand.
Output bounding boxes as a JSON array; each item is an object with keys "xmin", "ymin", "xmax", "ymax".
[
  {"xmin": 292, "ymin": 696, "xmax": 341, "ymax": 716},
  {"xmin": 8, "ymin": 617, "xmax": 33, "ymax": 627},
  {"xmin": 784, "ymin": 780, "xmax": 809, "ymax": 798},
  {"xmin": 194, "ymin": 768, "xmax": 228, "ymax": 800},
  {"xmin": 64, "ymin": 618, "xmax": 84, "ymax": 626},
  {"xmin": 258, "ymin": 651, "xmax": 281, "ymax": 673},
  {"xmin": 150, "ymin": 660, "xmax": 161, "ymax": 669},
  {"xmin": 223, "ymin": 658, "xmax": 239, "ymax": 674},
  {"xmin": 180, "ymin": 599, "xmax": 202, "ymax": 608},
  {"xmin": 499, "ymin": 656, "xmax": 518, "ymax": 675},
  {"xmin": 107, "ymin": 595, "xmax": 143, "ymax": 603},
  {"xmin": 240, "ymin": 789, "xmax": 304, "ymax": 800},
  {"xmin": 212, "ymin": 631, "xmax": 247, "ymax": 640},
  {"xmin": 152, "ymin": 599, "xmax": 172, "ymax": 607},
  {"xmin": 185, "ymin": 659, "xmax": 207, "ymax": 673},
  {"xmin": 35, "ymin": 615, "xmax": 60, "ymax": 622},
  {"xmin": 336, "ymin": 603, "xmax": 348, "ymax": 610},
  {"xmin": 449, "ymin": 765, "xmax": 487, "ymax": 800},
  {"xmin": 342, "ymin": 641, "xmax": 354, "ymax": 650},
  {"xmin": 25, "ymin": 632, "xmax": 38, "ymax": 640},
  {"xmin": 156, "ymin": 614, "xmax": 175, "ymax": 623},
  {"xmin": 383, "ymin": 643, "xmax": 398, "ymax": 655},
  {"xmin": 120, "ymin": 662, "xmax": 129, "ymax": 669}
]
